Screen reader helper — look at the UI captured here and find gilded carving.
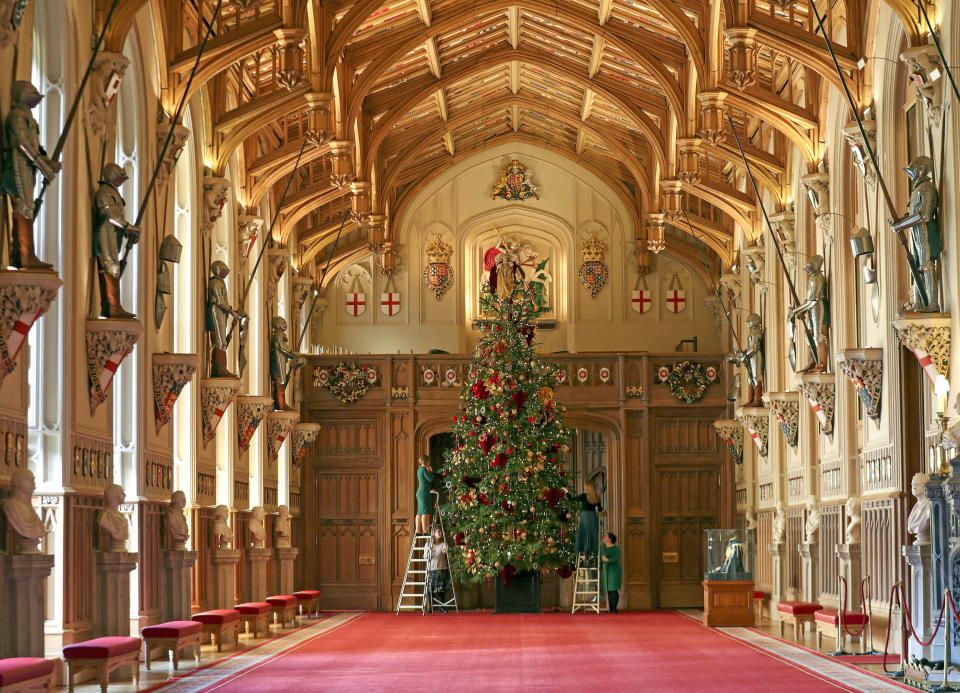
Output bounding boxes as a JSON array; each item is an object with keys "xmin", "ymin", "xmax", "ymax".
[
  {"xmin": 835, "ymin": 348, "xmax": 883, "ymax": 424},
  {"xmin": 724, "ymin": 28, "xmax": 759, "ymax": 91},
  {"xmin": 713, "ymin": 419, "xmax": 744, "ymax": 465},
  {"xmin": 676, "ymin": 138, "xmax": 703, "ymax": 185},
  {"xmin": 0, "ymin": 270, "xmax": 61, "ymax": 379},
  {"xmin": 236, "ymin": 395, "xmax": 273, "ymax": 451},
  {"xmin": 86, "ymin": 320, "xmax": 142, "ymax": 413},
  {"xmin": 763, "ymin": 392, "xmax": 800, "ymax": 450},
  {"xmin": 423, "ymin": 234, "xmax": 454, "ymax": 300},
  {"xmin": 328, "ymin": 141, "xmax": 355, "ymax": 189},
  {"xmin": 200, "ymin": 377, "xmax": 241, "ymax": 446},
  {"xmin": 266, "ymin": 410, "xmax": 299, "ymax": 461},
  {"xmin": 152, "ymin": 353, "xmax": 199, "ymax": 433},
  {"xmin": 893, "ymin": 316, "xmax": 950, "ymax": 385},
  {"xmin": 736, "ymin": 407, "xmax": 769, "ymax": 458},
  {"xmin": 696, "ymin": 91, "xmax": 727, "ymax": 145},
  {"xmin": 797, "ymin": 375, "xmax": 836, "ymax": 439},
  {"xmin": 291, "ymin": 423, "xmax": 321, "ymax": 465}
]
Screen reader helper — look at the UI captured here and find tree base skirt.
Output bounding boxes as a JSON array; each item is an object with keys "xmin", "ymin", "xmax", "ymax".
[{"xmin": 494, "ymin": 570, "xmax": 541, "ymax": 613}]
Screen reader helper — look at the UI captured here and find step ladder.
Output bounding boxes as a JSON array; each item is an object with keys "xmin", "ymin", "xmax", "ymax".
[
  {"xmin": 427, "ymin": 493, "xmax": 459, "ymax": 614},
  {"xmin": 571, "ymin": 551, "xmax": 602, "ymax": 614},
  {"xmin": 396, "ymin": 491, "xmax": 459, "ymax": 614}
]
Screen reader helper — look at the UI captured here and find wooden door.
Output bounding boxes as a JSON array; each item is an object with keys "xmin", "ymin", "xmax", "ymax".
[
  {"xmin": 656, "ymin": 467, "xmax": 719, "ymax": 608},
  {"xmin": 315, "ymin": 471, "xmax": 379, "ymax": 610}
]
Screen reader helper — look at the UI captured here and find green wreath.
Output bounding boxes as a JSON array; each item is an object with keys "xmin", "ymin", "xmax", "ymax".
[
  {"xmin": 323, "ymin": 362, "xmax": 373, "ymax": 403},
  {"xmin": 665, "ymin": 361, "xmax": 709, "ymax": 404}
]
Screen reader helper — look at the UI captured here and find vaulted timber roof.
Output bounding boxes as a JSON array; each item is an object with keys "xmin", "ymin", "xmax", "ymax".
[{"xmin": 125, "ymin": 0, "xmax": 907, "ymax": 282}]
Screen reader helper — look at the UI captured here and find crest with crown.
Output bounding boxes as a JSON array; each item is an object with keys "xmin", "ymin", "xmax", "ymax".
[
  {"xmin": 580, "ymin": 232, "xmax": 607, "ymax": 262},
  {"xmin": 424, "ymin": 234, "xmax": 453, "ymax": 264}
]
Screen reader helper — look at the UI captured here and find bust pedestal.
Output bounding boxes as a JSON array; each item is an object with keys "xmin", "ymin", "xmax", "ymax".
[
  {"xmin": 94, "ymin": 551, "xmax": 138, "ymax": 637},
  {"xmin": 242, "ymin": 548, "xmax": 272, "ymax": 603},
  {"xmin": 209, "ymin": 548, "xmax": 241, "ymax": 610},
  {"xmin": 798, "ymin": 542, "xmax": 819, "ymax": 602},
  {"xmin": 903, "ymin": 543, "xmax": 932, "ymax": 660},
  {"xmin": 275, "ymin": 547, "xmax": 299, "ymax": 595},
  {"xmin": 836, "ymin": 543, "xmax": 862, "ymax": 611},
  {"xmin": 2, "ymin": 553, "xmax": 54, "ymax": 657},
  {"xmin": 768, "ymin": 542, "xmax": 787, "ymax": 618},
  {"xmin": 161, "ymin": 549, "xmax": 197, "ymax": 621}
]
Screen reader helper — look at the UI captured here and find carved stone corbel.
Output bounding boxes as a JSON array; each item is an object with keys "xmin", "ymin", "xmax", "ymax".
[
  {"xmin": 763, "ymin": 391, "xmax": 800, "ymax": 450},
  {"xmin": 328, "ymin": 141, "xmax": 356, "ymax": 189},
  {"xmin": 202, "ymin": 176, "xmax": 232, "ymax": 234},
  {"xmin": 676, "ymin": 137, "xmax": 703, "ymax": 185},
  {"xmin": 350, "ymin": 181, "xmax": 372, "ymax": 226},
  {"xmin": 200, "ymin": 377, "xmax": 241, "ymax": 446},
  {"xmin": 893, "ymin": 316, "xmax": 950, "ymax": 386},
  {"xmin": 304, "ymin": 92, "xmax": 333, "ymax": 146},
  {"xmin": 660, "ymin": 180, "xmax": 683, "ymax": 222},
  {"xmin": 0, "ymin": 271, "xmax": 61, "ymax": 381},
  {"xmin": 152, "ymin": 353, "xmax": 199, "ymax": 433},
  {"xmin": 86, "ymin": 319, "xmax": 143, "ymax": 414},
  {"xmin": 291, "ymin": 423, "xmax": 321, "ymax": 465},
  {"xmin": 87, "ymin": 51, "xmax": 130, "ymax": 137},
  {"xmin": 713, "ymin": 419, "xmax": 744, "ymax": 465},
  {"xmin": 768, "ymin": 205, "xmax": 796, "ymax": 272},
  {"xmin": 644, "ymin": 213, "xmax": 665, "ymax": 254},
  {"xmin": 274, "ymin": 28, "xmax": 307, "ymax": 91},
  {"xmin": 238, "ymin": 215, "xmax": 265, "ymax": 262},
  {"xmin": 236, "ymin": 395, "xmax": 274, "ymax": 451},
  {"xmin": 742, "ymin": 241, "xmax": 765, "ymax": 288},
  {"xmin": 736, "ymin": 407, "xmax": 769, "ymax": 458},
  {"xmin": 842, "ymin": 118, "xmax": 877, "ymax": 187},
  {"xmin": 800, "ymin": 171, "xmax": 831, "ymax": 242},
  {"xmin": 901, "ymin": 44, "xmax": 943, "ymax": 125},
  {"xmin": 265, "ymin": 410, "xmax": 299, "ymax": 461},
  {"xmin": 264, "ymin": 248, "xmax": 289, "ymax": 304},
  {"xmin": 704, "ymin": 297, "xmax": 723, "ymax": 332},
  {"xmin": 292, "ymin": 273, "xmax": 314, "ymax": 320},
  {"xmin": 724, "ymin": 28, "xmax": 759, "ymax": 91},
  {"xmin": 719, "ymin": 273, "xmax": 741, "ymax": 308},
  {"xmin": 797, "ymin": 373, "xmax": 836, "ymax": 439},
  {"xmin": 696, "ymin": 91, "xmax": 727, "ymax": 145},
  {"xmin": 155, "ymin": 115, "xmax": 190, "ymax": 189},
  {"xmin": 836, "ymin": 348, "xmax": 883, "ymax": 425}
]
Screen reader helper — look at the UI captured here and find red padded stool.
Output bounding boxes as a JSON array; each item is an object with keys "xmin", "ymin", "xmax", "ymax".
[
  {"xmin": 192, "ymin": 609, "xmax": 241, "ymax": 652},
  {"xmin": 63, "ymin": 636, "xmax": 140, "ymax": 693},
  {"xmin": 293, "ymin": 590, "xmax": 321, "ymax": 618},
  {"xmin": 814, "ymin": 610, "xmax": 870, "ymax": 651},
  {"xmin": 0, "ymin": 657, "xmax": 55, "ymax": 692},
  {"xmin": 266, "ymin": 595, "xmax": 298, "ymax": 628},
  {"xmin": 141, "ymin": 620, "xmax": 203, "ymax": 670},
  {"xmin": 235, "ymin": 602, "xmax": 271, "ymax": 638},
  {"xmin": 752, "ymin": 590, "xmax": 769, "ymax": 621},
  {"xmin": 776, "ymin": 601, "xmax": 823, "ymax": 641}
]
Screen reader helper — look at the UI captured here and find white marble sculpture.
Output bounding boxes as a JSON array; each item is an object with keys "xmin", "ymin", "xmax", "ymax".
[
  {"xmin": 213, "ymin": 504, "xmax": 234, "ymax": 549},
  {"xmin": 2, "ymin": 469, "xmax": 44, "ymax": 553},
  {"xmin": 845, "ymin": 497, "xmax": 861, "ymax": 545},
  {"xmin": 275, "ymin": 505, "xmax": 292, "ymax": 548},
  {"xmin": 772, "ymin": 501, "xmax": 786, "ymax": 544},
  {"xmin": 249, "ymin": 506, "xmax": 266, "ymax": 548},
  {"xmin": 98, "ymin": 483, "xmax": 129, "ymax": 551},
  {"xmin": 907, "ymin": 472, "xmax": 931, "ymax": 545},
  {"xmin": 803, "ymin": 495, "xmax": 820, "ymax": 544},
  {"xmin": 745, "ymin": 509, "xmax": 757, "ymax": 531},
  {"xmin": 166, "ymin": 489, "xmax": 190, "ymax": 549}
]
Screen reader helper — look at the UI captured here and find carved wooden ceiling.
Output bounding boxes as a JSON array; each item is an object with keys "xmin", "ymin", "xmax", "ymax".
[{"xmin": 112, "ymin": 0, "xmax": 910, "ymax": 282}]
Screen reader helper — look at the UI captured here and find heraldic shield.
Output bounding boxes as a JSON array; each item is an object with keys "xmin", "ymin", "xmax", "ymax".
[
  {"xmin": 492, "ymin": 159, "xmax": 540, "ymax": 201},
  {"xmin": 422, "ymin": 234, "xmax": 454, "ymax": 300},
  {"xmin": 577, "ymin": 232, "xmax": 608, "ymax": 299}
]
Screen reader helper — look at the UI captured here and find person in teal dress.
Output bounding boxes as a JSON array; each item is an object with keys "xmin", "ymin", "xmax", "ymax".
[
  {"xmin": 601, "ymin": 532, "xmax": 621, "ymax": 614},
  {"xmin": 568, "ymin": 478, "xmax": 602, "ymax": 558},
  {"xmin": 415, "ymin": 456, "xmax": 435, "ymax": 535}
]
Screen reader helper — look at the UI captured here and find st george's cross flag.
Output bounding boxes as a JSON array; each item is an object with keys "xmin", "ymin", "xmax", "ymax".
[
  {"xmin": 631, "ymin": 289, "xmax": 652, "ymax": 314},
  {"xmin": 380, "ymin": 292, "xmax": 401, "ymax": 317},
  {"xmin": 345, "ymin": 292, "xmax": 366, "ymax": 316},
  {"xmin": 665, "ymin": 272, "xmax": 686, "ymax": 314}
]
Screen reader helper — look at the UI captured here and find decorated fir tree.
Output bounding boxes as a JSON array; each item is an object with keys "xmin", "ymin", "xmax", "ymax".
[{"xmin": 440, "ymin": 267, "xmax": 576, "ymax": 584}]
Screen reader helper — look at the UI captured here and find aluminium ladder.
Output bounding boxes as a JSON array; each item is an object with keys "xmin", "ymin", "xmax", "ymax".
[
  {"xmin": 571, "ymin": 512, "xmax": 608, "ymax": 614},
  {"xmin": 396, "ymin": 491, "xmax": 458, "ymax": 614},
  {"xmin": 427, "ymin": 492, "xmax": 459, "ymax": 613}
]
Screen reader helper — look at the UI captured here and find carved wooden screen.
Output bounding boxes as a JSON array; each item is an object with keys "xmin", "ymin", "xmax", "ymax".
[
  {"xmin": 819, "ymin": 504, "xmax": 843, "ymax": 602},
  {"xmin": 755, "ymin": 511, "xmax": 773, "ymax": 590},
  {"xmin": 787, "ymin": 508, "xmax": 804, "ymax": 599},
  {"xmin": 138, "ymin": 502, "xmax": 164, "ymax": 624},
  {"xmin": 862, "ymin": 498, "xmax": 899, "ymax": 610},
  {"xmin": 64, "ymin": 495, "xmax": 102, "ymax": 628}
]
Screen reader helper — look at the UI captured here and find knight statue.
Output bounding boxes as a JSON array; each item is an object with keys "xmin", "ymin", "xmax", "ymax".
[
  {"xmin": 790, "ymin": 254, "xmax": 829, "ymax": 373},
  {"xmin": 738, "ymin": 312, "xmax": 764, "ymax": 406},
  {"xmin": 1, "ymin": 81, "xmax": 60, "ymax": 270},
  {"xmin": 270, "ymin": 315, "xmax": 305, "ymax": 410},
  {"xmin": 205, "ymin": 261, "xmax": 237, "ymax": 378},
  {"xmin": 93, "ymin": 163, "xmax": 141, "ymax": 319},
  {"xmin": 891, "ymin": 156, "xmax": 941, "ymax": 312}
]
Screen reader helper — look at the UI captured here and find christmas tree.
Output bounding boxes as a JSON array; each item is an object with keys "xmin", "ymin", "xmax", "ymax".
[{"xmin": 440, "ymin": 266, "xmax": 576, "ymax": 584}]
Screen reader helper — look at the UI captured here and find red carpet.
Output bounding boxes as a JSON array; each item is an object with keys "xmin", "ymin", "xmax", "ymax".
[{"xmin": 186, "ymin": 611, "xmax": 876, "ymax": 692}]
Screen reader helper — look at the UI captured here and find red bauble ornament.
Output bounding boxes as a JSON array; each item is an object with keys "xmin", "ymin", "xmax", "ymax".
[
  {"xmin": 472, "ymin": 380, "xmax": 490, "ymax": 400},
  {"xmin": 512, "ymin": 391, "xmax": 528, "ymax": 409},
  {"xmin": 557, "ymin": 565, "xmax": 573, "ymax": 580},
  {"xmin": 479, "ymin": 432, "xmax": 497, "ymax": 454},
  {"xmin": 494, "ymin": 452, "xmax": 509, "ymax": 468}
]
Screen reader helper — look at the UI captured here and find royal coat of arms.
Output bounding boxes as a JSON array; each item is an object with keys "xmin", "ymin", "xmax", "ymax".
[
  {"xmin": 422, "ymin": 234, "xmax": 454, "ymax": 300},
  {"xmin": 577, "ymin": 232, "xmax": 608, "ymax": 299},
  {"xmin": 492, "ymin": 159, "xmax": 540, "ymax": 201}
]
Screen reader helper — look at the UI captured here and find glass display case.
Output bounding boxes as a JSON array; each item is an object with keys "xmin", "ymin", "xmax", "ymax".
[{"xmin": 704, "ymin": 528, "xmax": 754, "ymax": 581}]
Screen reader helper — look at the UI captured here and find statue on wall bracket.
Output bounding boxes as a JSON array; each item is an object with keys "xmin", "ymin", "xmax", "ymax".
[
  {"xmin": 270, "ymin": 316, "xmax": 305, "ymax": 411},
  {"xmin": 738, "ymin": 313, "xmax": 764, "ymax": 407},
  {"xmin": 93, "ymin": 163, "xmax": 141, "ymax": 319},
  {"xmin": 491, "ymin": 159, "xmax": 540, "ymax": 201},
  {"xmin": 205, "ymin": 261, "xmax": 240, "ymax": 378},
  {"xmin": 790, "ymin": 254, "xmax": 829, "ymax": 373},
  {"xmin": 891, "ymin": 156, "xmax": 941, "ymax": 313}
]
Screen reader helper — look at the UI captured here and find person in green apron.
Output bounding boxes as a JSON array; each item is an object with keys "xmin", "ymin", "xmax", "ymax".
[
  {"xmin": 601, "ymin": 532, "xmax": 621, "ymax": 614},
  {"xmin": 416, "ymin": 456, "xmax": 435, "ymax": 535}
]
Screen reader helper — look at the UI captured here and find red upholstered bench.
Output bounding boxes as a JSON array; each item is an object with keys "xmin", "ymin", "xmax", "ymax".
[
  {"xmin": 235, "ymin": 602, "xmax": 272, "ymax": 638},
  {"xmin": 776, "ymin": 601, "xmax": 823, "ymax": 641},
  {"xmin": 266, "ymin": 595, "xmax": 298, "ymax": 628},
  {"xmin": 63, "ymin": 636, "xmax": 140, "ymax": 693},
  {"xmin": 0, "ymin": 657, "xmax": 55, "ymax": 692},
  {"xmin": 141, "ymin": 620, "xmax": 203, "ymax": 670},
  {"xmin": 752, "ymin": 590, "xmax": 769, "ymax": 621},
  {"xmin": 192, "ymin": 609, "xmax": 242, "ymax": 653},
  {"xmin": 814, "ymin": 610, "xmax": 870, "ymax": 651},
  {"xmin": 293, "ymin": 590, "xmax": 321, "ymax": 619}
]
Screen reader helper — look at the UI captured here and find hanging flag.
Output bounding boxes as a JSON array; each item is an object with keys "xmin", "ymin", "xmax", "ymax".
[
  {"xmin": 345, "ymin": 292, "xmax": 366, "ymax": 316},
  {"xmin": 665, "ymin": 272, "xmax": 686, "ymax": 314}
]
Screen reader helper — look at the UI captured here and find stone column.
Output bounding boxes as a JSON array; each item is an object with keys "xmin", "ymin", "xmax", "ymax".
[
  {"xmin": 242, "ymin": 547, "xmax": 272, "ymax": 603},
  {"xmin": 161, "ymin": 550, "xmax": 198, "ymax": 621},
  {"xmin": 769, "ymin": 542, "xmax": 787, "ymax": 620},
  {"xmin": 836, "ymin": 543, "xmax": 863, "ymax": 612},
  {"xmin": 208, "ymin": 548, "xmax": 241, "ymax": 610},
  {"xmin": 275, "ymin": 547, "xmax": 299, "ymax": 595},
  {"xmin": 903, "ymin": 544, "xmax": 933, "ymax": 660},
  {"xmin": 2, "ymin": 553, "xmax": 55, "ymax": 657},
  {"xmin": 94, "ymin": 552, "xmax": 138, "ymax": 637},
  {"xmin": 798, "ymin": 542, "xmax": 819, "ymax": 602}
]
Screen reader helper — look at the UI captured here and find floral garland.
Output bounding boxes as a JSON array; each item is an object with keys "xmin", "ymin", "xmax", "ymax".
[
  {"xmin": 663, "ymin": 361, "xmax": 709, "ymax": 404},
  {"xmin": 319, "ymin": 362, "xmax": 374, "ymax": 403}
]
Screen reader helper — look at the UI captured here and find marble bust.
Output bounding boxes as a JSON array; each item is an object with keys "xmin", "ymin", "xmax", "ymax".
[
  {"xmin": 275, "ymin": 505, "xmax": 292, "ymax": 548},
  {"xmin": 771, "ymin": 501, "xmax": 786, "ymax": 544},
  {"xmin": 213, "ymin": 505, "xmax": 234, "ymax": 549},
  {"xmin": 907, "ymin": 472, "xmax": 931, "ymax": 545},
  {"xmin": 2, "ymin": 469, "xmax": 44, "ymax": 553},
  {"xmin": 248, "ymin": 506, "xmax": 266, "ymax": 548},
  {"xmin": 745, "ymin": 509, "xmax": 757, "ymax": 531},
  {"xmin": 845, "ymin": 497, "xmax": 861, "ymax": 545},
  {"xmin": 98, "ymin": 483, "xmax": 129, "ymax": 551},
  {"xmin": 803, "ymin": 496, "xmax": 820, "ymax": 544},
  {"xmin": 165, "ymin": 490, "xmax": 189, "ymax": 549}
]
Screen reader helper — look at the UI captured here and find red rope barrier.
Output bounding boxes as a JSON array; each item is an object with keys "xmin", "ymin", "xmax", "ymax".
[
  {"xmin": 881, "ymin": 584, "xmax": 900, "ymax": 675},
  {"xmin": 838, "ymin": 576, "xmax": 869, "ymax": 637},
  {"xmin": 901, "ymin": 585, "xmax": 947, "ymax": 646}
]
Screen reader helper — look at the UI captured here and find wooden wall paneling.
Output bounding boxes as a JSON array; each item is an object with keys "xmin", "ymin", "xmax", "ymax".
[
  {"xmin": 265, "ymin": 515, "xmax": 276, "ymax": 594},
  {"xmin": 786, "ymin": 507, "xmax": 804, "ymax": 599},
  {"xmin": 862, "ymin": 497, "xmax": 899, "ymax": 610},
  {"xmin": 756, "ymin": 510, "xmax": 773, "ymax": 590},
  {"xmin": 64, "ymin": 495, "xmax": 104, "ymax": 635},
  {"xmin": 622, "ymin": 408, "xmax": 649, "ymax": 608},
  {"xmin": 232, "ymin": 511, "xmax": 249, "ymax": 603},
  {"xmin": 138, "ymin": 502, "xmax": 164, "ymax": 627},
  {"xmin": 387, "ymin": 408, "xmax": 412, "ymax": 608},
  {"xmin": 191, "ymin": 507, "xmax": 214, "ymax": 612},
  {"xmin": 819, "ymin": 504, "xmax": 843, "ymax": 604}
]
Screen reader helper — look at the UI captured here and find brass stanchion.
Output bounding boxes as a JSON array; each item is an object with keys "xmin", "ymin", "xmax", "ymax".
[
  {"xmin": 886, "ymin": 581, "xmax": 907, "ymax": 679},
  {"xmin": 829, "ymin": 576, "xmax": 851, "ymax": 656},
  {"xmin": 862, "ymin": 576, "xmax": 881, "ymax": 655},
  {"xmin": 931, "ymin": 589, "xmax": 956, "ymax": 693}
]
